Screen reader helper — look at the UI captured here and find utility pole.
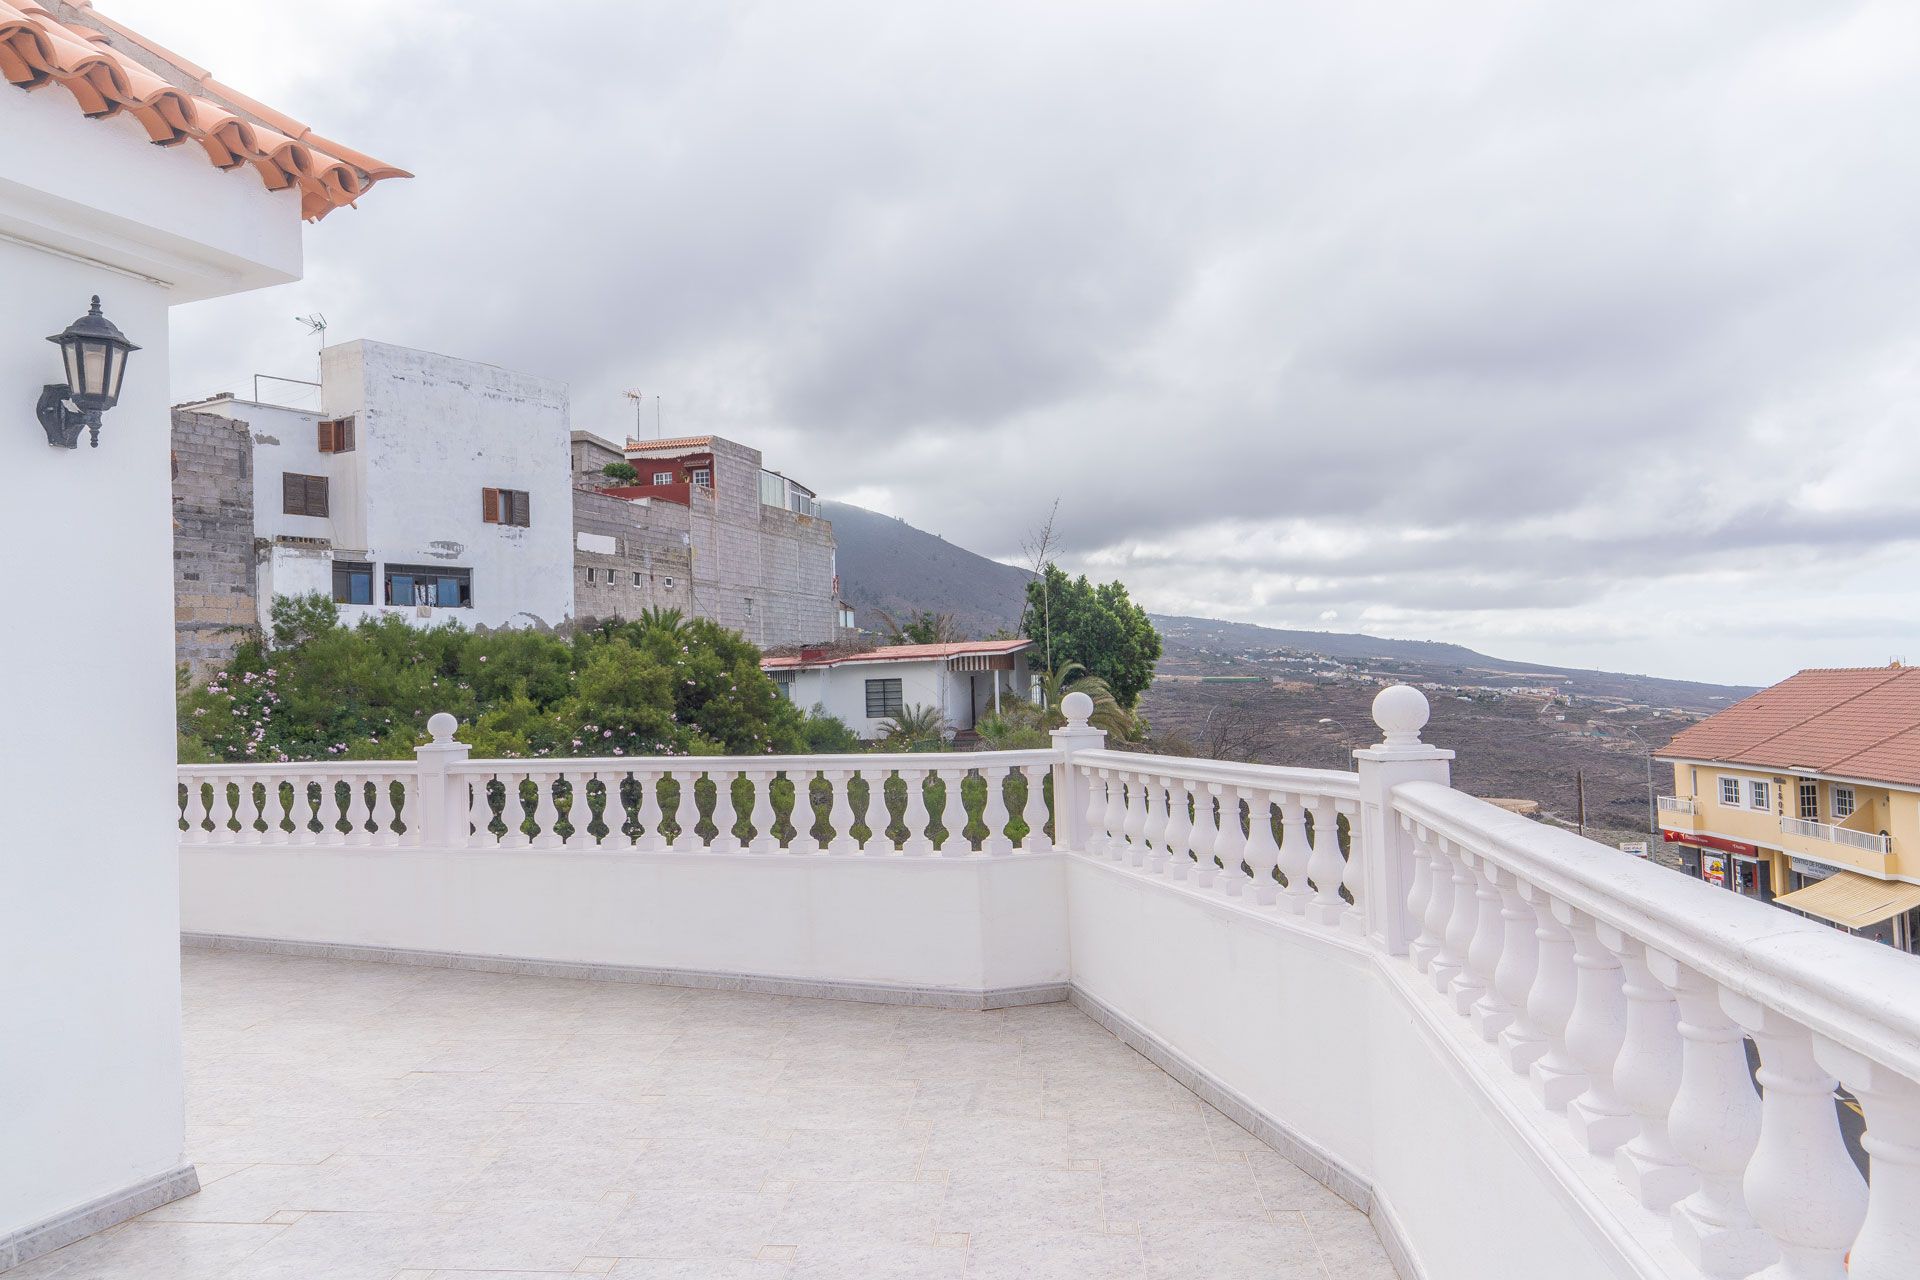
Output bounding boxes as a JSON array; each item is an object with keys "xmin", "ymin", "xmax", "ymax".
[
  {"xmin": 1619, "ymin": 722, "xmax": 1658, "ymax": 839},
  {"xmin": 1576, "ymin": 770, "xmax": 1586, "ymax": 838}
]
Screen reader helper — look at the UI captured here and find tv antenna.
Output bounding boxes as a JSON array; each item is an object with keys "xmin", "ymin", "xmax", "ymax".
[
  {"xmin": 295, "ymin": 313, "xmax": 327, "ymax": 376},
  {"xmin": 625, "ymin": 388, "xmax": 664, "ymax": 438}
]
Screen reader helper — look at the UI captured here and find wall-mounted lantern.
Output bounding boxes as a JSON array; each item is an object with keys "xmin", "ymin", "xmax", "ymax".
[{"xmin": 36, "ymin": 295, "xmax": 139, "ymax": 449}]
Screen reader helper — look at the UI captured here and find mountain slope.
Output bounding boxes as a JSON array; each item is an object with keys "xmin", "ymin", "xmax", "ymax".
[
  {"xmin": 823, "ymin": 500, "xmax": 1751, "ymax": 709},
  {"xmin": 821, "ymin": 500, "xmax": 1031, "ymax": 637}
]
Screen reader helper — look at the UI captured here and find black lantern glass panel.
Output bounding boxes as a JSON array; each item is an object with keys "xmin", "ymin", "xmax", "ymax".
[{"xmin": 37, "ymin": 296, "xmax": 140, "ymax": 448}]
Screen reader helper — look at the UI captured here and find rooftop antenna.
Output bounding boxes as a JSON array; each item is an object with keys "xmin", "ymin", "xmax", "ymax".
[
  {"xmin": 624, "ymin": 389, "xmax": 644, "ymax": 442},
  {"xmin": 295, "ymin": 313, "xmax": 327, "ymax": 379}
]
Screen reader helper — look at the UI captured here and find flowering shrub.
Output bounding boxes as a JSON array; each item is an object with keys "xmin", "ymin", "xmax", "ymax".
[{"xmin": 178, "ymin": 595, "xmax": 824, "ymax": 762}]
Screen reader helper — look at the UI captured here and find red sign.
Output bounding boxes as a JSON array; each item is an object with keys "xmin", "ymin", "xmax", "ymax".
[{"xmin": 1662, "ymin": 830, "xmax": 1760, "ymax": 859}]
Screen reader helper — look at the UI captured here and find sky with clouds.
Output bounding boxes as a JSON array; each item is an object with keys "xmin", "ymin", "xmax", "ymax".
[{"xmin": 121, "ymin": 0, "xmax": 1920, "ymax": 686}]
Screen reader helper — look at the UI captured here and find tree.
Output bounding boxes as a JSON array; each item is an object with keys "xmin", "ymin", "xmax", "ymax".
[
  {"xmin": 877, "ymin": 609, "xmax": 962, "ymax": 645},
  {"xmin": 1019, "ymin": 565, "xmax": 1161, "ymax": 709},
  {"xmin": 1036, "ymin": 661, "xmax": 1141, "ymax": 742},
  {"xmin": 877, "ymin": 704, "xmax": 948, "ymax": 752},
  {"xmin": 1020, "ymin": 500, "xmax": 1060, "ymax": 671},
  {"xmin": 601, "ymin": 461, "xmax": 639, "ymax": 484}
]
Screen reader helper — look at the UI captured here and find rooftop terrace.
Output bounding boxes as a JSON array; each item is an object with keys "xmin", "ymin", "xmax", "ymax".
[{"xmin": 11, "ymin": 949, "xmax": 1388, "ymax": 1279}]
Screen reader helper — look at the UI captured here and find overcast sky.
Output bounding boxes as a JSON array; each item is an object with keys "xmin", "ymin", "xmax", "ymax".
[{"xmin": 126, "ymin": 0, "xmax": 1920, "ymax": 686}]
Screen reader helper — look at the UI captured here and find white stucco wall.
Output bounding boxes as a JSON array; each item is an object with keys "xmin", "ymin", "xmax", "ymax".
[
  {"xmin": 325, "ymin": 341, "xmax": 574, "ymax": 629},
  {"xmin": 784, "ymin": 656, "xmax": 1034, "ymax": 738},
  {"xmin": 0, "ymin": 82, "xmax": 302, "ymax": 1251}
]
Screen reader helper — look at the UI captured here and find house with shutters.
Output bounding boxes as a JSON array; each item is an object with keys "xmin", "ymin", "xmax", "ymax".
[{"xmin": 176, "ymin": 339, "xmax": 573, "ymax": 642}]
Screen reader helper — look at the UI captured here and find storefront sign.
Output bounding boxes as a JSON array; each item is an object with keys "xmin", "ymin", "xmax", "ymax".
[
  {"xmin": 1790, "ymin": 858, "xmax": 1838, "ymax": 882},
  {"xmin": 1664, "ymin": 831, "xmax": 1760, "ymax": 858},
  {"xmin": 1702, "ymin": 854, "xmax": 1727, "ymax": 886}
]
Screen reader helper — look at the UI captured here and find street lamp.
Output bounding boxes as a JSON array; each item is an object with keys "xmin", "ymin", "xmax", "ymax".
[{"xmin": 36, "ymin": 295, "xmax": 140, "ymax": 449}]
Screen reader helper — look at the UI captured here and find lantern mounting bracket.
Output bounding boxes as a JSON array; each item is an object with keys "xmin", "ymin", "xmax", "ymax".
[{"xmin": 37, "ymin": 383, "xmax": 98, "ymax": 449}]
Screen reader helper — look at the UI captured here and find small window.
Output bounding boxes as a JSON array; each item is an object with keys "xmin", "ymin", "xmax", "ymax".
[
  {"xmin": 482, "ymin": 488, "xmax": 531, "ymax": 527},
  {"xmin": 1747, "ymin": 780, "xmax": 1770, "ymax": 811},
  {"xmin": 745, "ymin": 597, "xmax": 754, "ymax": 618},
  {"xmin": 653, "ymin": 471, "xmax": 673, "ymax": 485},
  {"xmin": 317, "ymin": 416, "xmax": 356, "ymax": 453},
  {"xmin": 282, "ymin": 472, "xmax": 329, "ymax": 517},
  {"xmin": 386, "ymin": 564, "xmax": 471, "ymax": 608},
  {"xmin": 774, "ymin": 676, "xmax": 793, "ymax": 701},
  {"xmin": 1798, "ymin": 780, "xmax": 1819, "ymax": 820},
  {"xmin": 1833, "ymin": 786, "xmax": 1857, "ymax": 819},
  {"xmin": 584, "ymin": 568, "xmax": 595, "ymax": 583},
  {"xmin": 664, "ymin": 576, "xmax": 675, "ymax": 589},
  {"xmin": 1719, "ymin": 777, "xmax": 1740, "ymax": 807},
  {"xmin": 633, "ymin": 572, "xmax": 643, "ymax": 586},
  {"xmin": 690, "ymin": 467, "xmax": 711, "ymax": 488},
  {"xmin": 331, "ymin": 560, "xmax": 373, "ymax": 605},
  {"xmin": 865, "ymin": 677, "xmax": 904, "ymax": 719}
]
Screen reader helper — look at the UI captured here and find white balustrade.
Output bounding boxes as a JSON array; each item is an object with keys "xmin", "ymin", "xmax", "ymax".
[{"xmin": 176, "ymin": 690, "xmax": 1920, "ymax": 1280}]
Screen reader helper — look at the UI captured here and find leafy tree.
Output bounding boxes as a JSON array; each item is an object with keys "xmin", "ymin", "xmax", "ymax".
[
  {"xmin": 878, "ymin": 609, "xmax": 962, "ymax": 645},
  {"xmin": 1036, "ymin": 661, "xmax": 1141, "ymax": 741},
  {"xmin": 601, "ymin": 461, "xmax": 639, "ymax": 484},
  {"xmin": 179, "ymin": 593, "xmax": 824, "ymax": 762},
  {"xmin": 1019, "ymin": 565, "xmax": 1161, "ymax": 709}
]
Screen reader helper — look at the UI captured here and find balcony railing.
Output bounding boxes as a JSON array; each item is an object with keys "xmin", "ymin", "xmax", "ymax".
[
  {"xmin": 1782, "ymin": 814, "xmax": 1891, "ymax": 855},
  {"xmin": 176, "ymin": 691, "xmax": 1920, "ymax": 1280},
  {"xmin": 1657, "ymin": 795, "xmax": 1694, "ymax": 815}
]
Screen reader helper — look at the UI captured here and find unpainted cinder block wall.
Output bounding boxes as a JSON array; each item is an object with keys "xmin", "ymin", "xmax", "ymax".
[{"xmin": 171, "ymin": 408, "xmax": 257, "ymax": 678}]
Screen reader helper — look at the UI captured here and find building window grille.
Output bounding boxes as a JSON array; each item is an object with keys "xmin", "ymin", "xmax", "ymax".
[
  {"xmin": 1719, "ymin": 777, "xmax": 1740, "ymax": 807},
  {"xmin": 745, "ymin": 597, "xmax": 753, "ymax": 618},
  {"xmin": 865, "ymin": 678, "xmax": 904, "ymax": 718},
  {"xmin": 281, "ymin": 472, "xmax": 329, "ymax": 517},
  {"xmin": 331, "ymin": 560, "xmax": 373, "ymax": 605},
  {"xmin": 1799, "ymin": 779, "xmax": 1819, "ymax": 820},
  {"xmin": 386, "ymin": 564, "xmax": 471, "ymax": 608},
  {"xmin": 1834, "ymin": 786, "xmax": 1857, "ymax": 819},
  {"xmin": 774, "ymin": 677, "xmax": 793, "ymax": 701},
  {"xmin": 690, "ymin": 467, "xmax": 711, "ymax": 488}
]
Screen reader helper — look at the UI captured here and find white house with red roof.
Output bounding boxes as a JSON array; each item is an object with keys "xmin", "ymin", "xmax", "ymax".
[{"xmin": 763, "ymin": 638, "xmax": 1036, "ymax": 739}]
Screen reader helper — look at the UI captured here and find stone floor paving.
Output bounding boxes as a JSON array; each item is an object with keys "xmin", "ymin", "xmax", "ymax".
[{"xmin": 14, "ymin": 951, "xmax": 1398, "ymax": 1279}]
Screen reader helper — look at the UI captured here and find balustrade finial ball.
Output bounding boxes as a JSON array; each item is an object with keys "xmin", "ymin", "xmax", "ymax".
[
  {"xmin": 428, "ymin": 712, "xmax": 458, "ymax": 745},
  {"xmin": 1061, "ymin": 691, "xmax": 1094, "ymax": 728},
  {"xmin": 1370, "ymin": 684, "xmax": 1429, "ymax": 746}
]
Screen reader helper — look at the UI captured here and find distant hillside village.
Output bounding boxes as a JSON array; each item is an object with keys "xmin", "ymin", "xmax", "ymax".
[{"xmin": 170, "ymin": 338, "xmax": 1035, "ymax": 740}]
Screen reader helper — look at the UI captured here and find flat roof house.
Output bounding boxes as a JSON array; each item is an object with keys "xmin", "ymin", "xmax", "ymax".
[
  {"xmin": 763, "ymin": 638, "xmax": 1035, "ymax": 739},
  {"xmin": 1656, "ymin": 664, "xmax": 1920, "ymax": 952}
]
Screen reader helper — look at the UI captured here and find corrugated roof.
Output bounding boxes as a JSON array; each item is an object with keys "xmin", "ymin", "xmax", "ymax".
[
  {"xmin": 762, "ymin": 639, "xmax": 1033, "ymax": 671},
  {"xmin": 1774, "ymin": 871, "xmax": 1920, "ymax": 930},
  {"xmin": 1657, "ymin": 666, "xmax": 1920, "ymax": 787},
  {"xmin": 2, "ymin": 2, "xmax": 408, "ymax": 221}
]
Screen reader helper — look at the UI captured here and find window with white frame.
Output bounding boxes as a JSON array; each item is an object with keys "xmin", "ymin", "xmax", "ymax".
[
  {"xmin": 1719, "ymin": 777, "xmax": 1740, "ymax": 806},
  {"xmin": 1833, "ymin": 786, "xmax": 1857, "ymax": 819},
  {"xmin": 1798, "ymin": 779, "xmax": 1819, "ymax": 820},
  {"xmin": 1747, "ymin": 779, "xmax": 1770, "ymax": 811},
  {"xmin": 653, "ymin": 471, "xmax": 673, "ymax": 485}
]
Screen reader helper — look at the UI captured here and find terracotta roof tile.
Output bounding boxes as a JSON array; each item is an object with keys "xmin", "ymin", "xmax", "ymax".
[
  {"xmin": 626, "ymin": 436, "xmax": 715, "ymax": 453},
  {"xmin": 1657, "ymin": 666, "xmax": 1920, "ymax": 787},
  {"xmin": 1, "ymin": 2, "xmax": 407, "ymax": 220}
]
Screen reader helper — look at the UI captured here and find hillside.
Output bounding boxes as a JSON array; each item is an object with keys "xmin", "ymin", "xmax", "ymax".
[
  {"xmin": 824, "ymin": 500, "xmax": 1751, "ymax": 712},
  {"xmin": 821, "ymin": 500, "xmax": 1031, "ymax": 637}
]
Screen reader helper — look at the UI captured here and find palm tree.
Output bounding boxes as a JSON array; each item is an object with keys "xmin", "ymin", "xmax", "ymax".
[
  {"xmin": 636, "ymin": 606, "xmax": 685, "ymax": 635},
  {"xmin": 878, "ymin": 704, "xmax": 949, "ymax": 752},
  {"xmin": 1038, "ymin": 662, "xmax": 1141, "ymax": 742}
]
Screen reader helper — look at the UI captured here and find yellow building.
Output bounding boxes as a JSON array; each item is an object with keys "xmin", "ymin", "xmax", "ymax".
[{"xmin": 1655, "ymin": 665, "xmax": 1920, "ymax": 953}]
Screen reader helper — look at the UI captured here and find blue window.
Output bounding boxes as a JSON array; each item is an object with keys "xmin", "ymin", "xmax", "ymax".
[
  {"xmin": 385, "ymin": 564, "xmax": 471, "ymax": 608},
  {"xmin": 331, "ymin": 560, "xmax": 373, "ymax": 605}
]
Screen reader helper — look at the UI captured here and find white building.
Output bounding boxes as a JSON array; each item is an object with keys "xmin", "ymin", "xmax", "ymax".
[
  {"xmin": 763, "ymin": 638, "xmax": 1035, "ymax": 738},
  {"xmin": 181, "ymin": 341, "xmax": 575, "ymax": 632},
  {"xmin": 0, "ymin": 2, "xmax": 403, "ymax": 1267}
]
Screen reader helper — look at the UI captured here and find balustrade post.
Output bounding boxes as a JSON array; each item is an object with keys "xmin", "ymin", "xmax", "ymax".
[
  {"xmin": 1352, "ymin": 685, "xmax": 1453, "ymax": 956},
  {"xmin": 1597, "ymin": 926, "xmax": 1693, "ymax": 1211},
  {"xmin": 413, "ymin": 712, "xmax": 471, "ymax": 848},
  {"xmin": 1306, "ymin": 796, "xmax": 1346, "ymax": 926},
  {"xmin": 1558, "ymin": 904, "xmax": 1637, "ymax": 1155},
  {"xmin": 1646, "ymin": 953, "xmax": 1772, "ymax": 1279},
  {"xmin": 1272, "ymin": 794, "xmax": 1308, "ymax": 913},
  {"xmin": 1048, "ymin": 693, "xmax": 1105, "ymax": 854},
  {"xmin": 1813, "ymin": 1038, "xmax": 1920, "ymax": 1279},
  {"xmin": 1487, "ymin": 866, "xmax": 1544, "ymax": 1064},
  {"xmin": 1162, "ymin": 776, "xmax": 1192, "ymax": 880},
  {"xmin": 1459, "ymin": 852, "xmax": 1509, "ymax": 1030},
  {"xmin": 1212, "ymin": 784, "xmax": 1247, "ymax": 897},
  {"xmin": 747, "ymin": 771, "xmax": 778, "ymax": 853},
  {"xmin": 1521, "ymin": 882, "xmax": 1587, "ymax": 1111},
  {"xmin": 1720, "ymin": 995, "xmax": 1866, "ymax": 1280}
]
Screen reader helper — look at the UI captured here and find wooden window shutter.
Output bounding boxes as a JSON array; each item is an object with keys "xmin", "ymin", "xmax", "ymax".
[
  {"xmin": 283, "ymin": 471, "xmax": 301, "ymax": 513},
  {"xmin": 318, "ymin": 420, "xmax": 333, "ymax": 452},
  {"xmin": 308, "ymin": 475, "xmax": 329, "ymax": 517},
  {"xmin": 482, "ymin": 487, "xmax": 500, "ymax": 523},
  {"xmin": 340, "ymin": 417, "xmax": 354, "ymax": 451},
  {"xmin": 510, "ymin": 490, "xmax": 530, "ymax": 527}
]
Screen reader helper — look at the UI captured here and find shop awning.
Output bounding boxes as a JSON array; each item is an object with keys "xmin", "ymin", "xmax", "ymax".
[{"xmin": 1774, "ymin": 872, "xmax": 1920, "ymax": 930}]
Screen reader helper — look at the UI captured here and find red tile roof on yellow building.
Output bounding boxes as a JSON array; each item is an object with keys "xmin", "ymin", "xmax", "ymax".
[
  {"xmin": 0, "ymin": 1, "xmax": 407, "ymax": 220},
  {"xmin": 1655, "ymin": 665, "xmax": 1920, "ymax": 788}
]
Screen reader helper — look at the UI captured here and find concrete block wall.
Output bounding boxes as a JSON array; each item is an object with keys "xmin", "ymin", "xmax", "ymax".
[
  {"xmin": 170, "ymin": 408, "xmax": 257, "ymax": 677},
  {"xmin": 572, "ymin": 487, "xmax": 695, "ymax": 621}
]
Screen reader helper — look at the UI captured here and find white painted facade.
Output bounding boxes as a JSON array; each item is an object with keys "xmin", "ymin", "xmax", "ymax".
[
  {"xmin": 0, "ymin": 69, "xmax": 302, "ymax": 1264},
  {"xmin": 183, "ymin": 341, "xmax": 575, "ymax": 632},
  {"xmin": 768, "ymin": 643, "xmax": 1036, "ymax": 739}
]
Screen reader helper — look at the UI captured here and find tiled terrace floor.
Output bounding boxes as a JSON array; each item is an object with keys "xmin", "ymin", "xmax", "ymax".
[{"xmin": 18, "ymin": 951, "xmax": 1396, "ymax": 1279}]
